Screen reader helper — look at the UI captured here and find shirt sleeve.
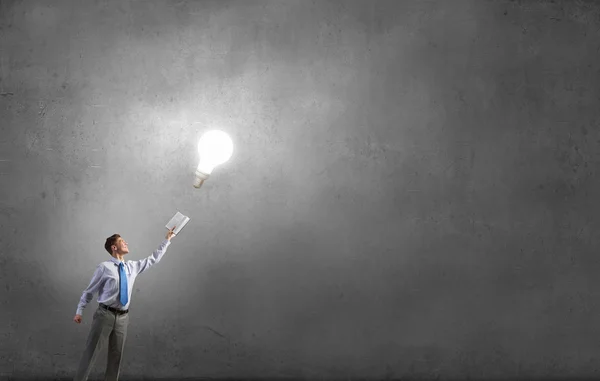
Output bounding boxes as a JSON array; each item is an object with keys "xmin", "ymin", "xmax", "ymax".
[
  {"xmin": 131, "ymin": 239, "xmax": 171, "ymax": 277},
  {"xmin": 75, "ymin": 265, "xmax": 105, "ymax": 316}
]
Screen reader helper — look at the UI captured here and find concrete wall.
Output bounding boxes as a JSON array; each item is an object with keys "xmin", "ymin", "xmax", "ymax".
[{"xmin": 1, "ymin": 0, "xmax": 600, "ymax": 379}]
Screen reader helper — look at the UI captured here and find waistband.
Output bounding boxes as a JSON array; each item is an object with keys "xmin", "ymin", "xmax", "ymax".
[{"xmin": 99, "ymin": 303, "xmax": 129, "ymax": 315}]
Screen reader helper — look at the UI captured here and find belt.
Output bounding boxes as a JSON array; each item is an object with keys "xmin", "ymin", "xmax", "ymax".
[{"xmin": 100, "ymin": 303, "xmax": 129, "ymax": 315}]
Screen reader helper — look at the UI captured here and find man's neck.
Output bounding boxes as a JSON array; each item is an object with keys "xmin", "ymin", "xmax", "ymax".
[{"xmin": 112, "ymin": 254, "xmax": 124, "ymax": 262}]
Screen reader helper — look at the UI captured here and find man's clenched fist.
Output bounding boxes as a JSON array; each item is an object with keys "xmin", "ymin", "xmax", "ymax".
[{"xmin": 74, "ymin": 314, "xmax": 82, "ymax": 324}]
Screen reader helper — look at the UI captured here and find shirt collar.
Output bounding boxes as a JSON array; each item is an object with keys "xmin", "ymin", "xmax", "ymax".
[{"xmin": 109, "ymin": 257, "xmax": 126, "ymax": 266}]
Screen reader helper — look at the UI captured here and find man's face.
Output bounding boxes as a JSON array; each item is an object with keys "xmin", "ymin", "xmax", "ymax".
[{"xmin": 113, "ymin": 237, "xmax": 129, "ymax": 255}]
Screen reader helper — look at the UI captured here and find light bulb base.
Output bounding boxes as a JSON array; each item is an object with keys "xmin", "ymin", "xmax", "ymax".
[
  {"xmin": 193, "ymin": 178, "xmax": 205, "ymax": 188},
  {"xmin": 193, "ymin": 170, "xmax": 210, "ymax": 189}
]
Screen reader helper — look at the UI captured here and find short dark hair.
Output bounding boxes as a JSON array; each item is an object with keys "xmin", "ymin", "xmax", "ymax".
[{"xmin": 105, "ymin": 234, "xmax": 121, "ymax": 255}]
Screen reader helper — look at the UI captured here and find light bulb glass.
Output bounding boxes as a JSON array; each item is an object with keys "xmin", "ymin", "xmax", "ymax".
[{"xmin": 196, "ymin": 130, "xmax": 233, "ymax": 175}]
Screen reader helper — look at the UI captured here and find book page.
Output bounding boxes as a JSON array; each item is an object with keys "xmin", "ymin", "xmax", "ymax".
[
  {"xmin": 166, "ymin": 212, "xmax": 190, "ymax": 235},
  {"xmin": 175, "ymin": 216, "xmax": 190, "ymax": 235},
  {"xmin": 166, "ymin": 212, "xmax": 184, "ymax": 230}
]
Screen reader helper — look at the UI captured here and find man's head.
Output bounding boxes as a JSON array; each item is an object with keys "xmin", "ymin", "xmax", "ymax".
[{"xmin": 104, "ymin": 234, "xmax": 129, "ymax": 257}]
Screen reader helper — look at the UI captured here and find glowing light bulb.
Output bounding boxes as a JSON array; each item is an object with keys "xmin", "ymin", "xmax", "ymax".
[{"xmin": 193, "ymin": 130, "xmax": 233, "ymax": 188}]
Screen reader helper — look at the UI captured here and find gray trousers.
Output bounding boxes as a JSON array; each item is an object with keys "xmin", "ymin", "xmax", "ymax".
[{"xmin": 74, "ymin": 305, "xmax": 130, "ymax": 381}]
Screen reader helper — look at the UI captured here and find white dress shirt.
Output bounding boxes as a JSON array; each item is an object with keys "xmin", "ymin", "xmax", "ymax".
[{"xmin": 76, "ymin": 239, "xmax": 172, "ymax": 316}]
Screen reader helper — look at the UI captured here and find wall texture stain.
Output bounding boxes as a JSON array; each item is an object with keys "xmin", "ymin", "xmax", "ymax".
[{"xmin": 1, "ymin": 0, "xmax": 600, "ymax": 379}]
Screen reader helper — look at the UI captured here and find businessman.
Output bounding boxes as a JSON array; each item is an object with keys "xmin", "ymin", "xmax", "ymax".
[{"xmin": 72, "ymin": 226, "xmax": 177, "ymax": 381}]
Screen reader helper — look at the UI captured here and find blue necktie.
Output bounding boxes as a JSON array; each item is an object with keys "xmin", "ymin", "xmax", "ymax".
[{"xmin": 118, "ymin": 262, "xmax": 128, "ymax": 306}]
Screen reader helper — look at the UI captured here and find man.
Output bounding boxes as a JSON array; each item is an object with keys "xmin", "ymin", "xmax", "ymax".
[{"xmin": 72, "ymin": 226, "xmax": 177, "ymax": 381}]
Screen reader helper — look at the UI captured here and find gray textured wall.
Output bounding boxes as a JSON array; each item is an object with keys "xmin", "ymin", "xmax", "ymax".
[{"xmin": 1, "ymin": 0, "xmax": 600, "ymax": 379}]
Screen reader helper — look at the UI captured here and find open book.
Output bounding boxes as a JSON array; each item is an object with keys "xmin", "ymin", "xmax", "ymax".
[{"xmin": 165, "ymin": 211, "xmax": 190, "ymax": 235}]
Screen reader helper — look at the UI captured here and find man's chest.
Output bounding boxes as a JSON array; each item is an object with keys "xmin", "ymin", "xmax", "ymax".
[{"xmin": 102, "ymin": 264, "xmax": 134, "ymax": 286}]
